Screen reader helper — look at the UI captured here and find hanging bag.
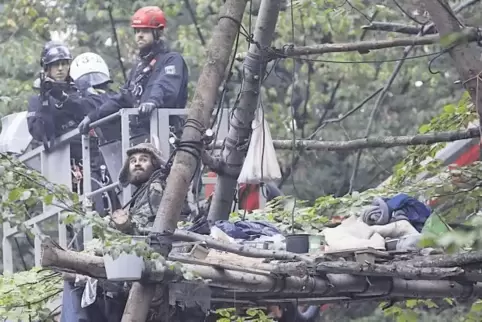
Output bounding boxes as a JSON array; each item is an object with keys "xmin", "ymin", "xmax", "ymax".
[{"xmin": 238, "ymin": 108, "xmax": 282, "ymax": 184}]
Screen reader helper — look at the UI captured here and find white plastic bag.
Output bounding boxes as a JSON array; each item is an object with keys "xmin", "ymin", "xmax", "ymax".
[{"xmin": 238, "ymin": 108, "xmax": 282, "ymax": 184}]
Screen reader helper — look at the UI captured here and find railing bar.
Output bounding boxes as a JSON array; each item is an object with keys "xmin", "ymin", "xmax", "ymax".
[{"xmin": 84, "ymin": 181, "xmax": 119, "ymax": 198}]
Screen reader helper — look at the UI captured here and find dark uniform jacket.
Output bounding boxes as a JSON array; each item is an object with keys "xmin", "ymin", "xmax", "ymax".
[
  {"xmin": 27, "ymin": 85, "xmax": 85, "ymax": 159},
  {"xmin": 87, "ymin": 43, "xmax": 189, "ymax": 137}
]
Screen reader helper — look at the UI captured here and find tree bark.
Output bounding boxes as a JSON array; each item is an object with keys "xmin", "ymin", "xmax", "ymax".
[
  {"xmin": 316, "ymin": 261, "xmax": 464, "ymax": 280},
  {"xmin": 207, "ymin": 0, "xmax": 283, "ymax": 222},
  {"xmin": 121, "ymin": 0, "xmax": 249, "ymax": 320},
  {"xmin": 422, "ymin": 0, "xmax": 482, "ymax": 121},
  {"xmin": 208, "ymin": 127, "xmax": 480, "ymax": 151}
]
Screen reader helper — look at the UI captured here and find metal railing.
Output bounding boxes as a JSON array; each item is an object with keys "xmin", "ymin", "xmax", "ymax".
[{"xmin": 2, "ymin": 107, "xmax": 229, "ymax": 273}]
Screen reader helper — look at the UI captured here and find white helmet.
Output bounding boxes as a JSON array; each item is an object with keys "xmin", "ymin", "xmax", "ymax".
[{"xmin": 70, "ymin": 52, "xmax": 111, "ymax": 88}]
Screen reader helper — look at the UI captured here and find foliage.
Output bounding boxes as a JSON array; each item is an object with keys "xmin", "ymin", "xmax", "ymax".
[
  {"xmin": 216, "ymin": 307, "xmax": 275, "ymax": 322},
  {"xmin": 0, "ymin": 267, "xmax": 63, "ymax": 321},
  {"xmin": 390, "ymin": 92, "xmax": 477, "ymax": 187}
]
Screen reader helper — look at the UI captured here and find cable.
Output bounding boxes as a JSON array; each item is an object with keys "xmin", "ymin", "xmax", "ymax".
[
  {"xmin": 288, "ymin": 0, "xmax": 300, "ymax": 235},
  {"xmin": 106, "ymin": 4, "xmax": 127, "ymax": 82}
]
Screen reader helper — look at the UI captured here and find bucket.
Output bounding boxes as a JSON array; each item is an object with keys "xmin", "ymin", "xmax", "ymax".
[
  {"xmin": 286, "ymin": 234, "xmax": 310, "ymax": 254},
  {"xmin": 103, "ymin": 236, "xmax": 147, "ymax": 281},
  {"xmin": 103, "ymin": 253, "xmax": 145, "ymax": 281}
]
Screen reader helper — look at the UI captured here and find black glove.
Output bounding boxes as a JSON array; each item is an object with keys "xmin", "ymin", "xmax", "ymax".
[
  {"xmin": 138, "ymin": 102, "xmax": 156, "ymax": 116},
  {"xmin": 78, "ymin": 116, "xmax": 92, "ymax": 134},
  {"xmin": 48, "ymin": 87, "xmax": 68, "ymax": 102}
]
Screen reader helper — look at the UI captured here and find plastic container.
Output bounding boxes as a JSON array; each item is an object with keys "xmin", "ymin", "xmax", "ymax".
[
  {"xmin": 308, "ymin": 235, "xmax": 322, "ymax": 253},
  {"xmin": 286, "ymin": 234, "xmax": 310, "ymax": 254},
  {"xmin": 103, "ymin": 236, "xmax": 148, "ymax": 281},
  {"xmin": 104, "ymin": 253, "xmax": 145, "ymax": 281}
]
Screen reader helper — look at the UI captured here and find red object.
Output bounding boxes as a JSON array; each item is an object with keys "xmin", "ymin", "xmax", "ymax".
[
  {"xmin": 204, "ymin": 171, "xmax": 217, "ymax": 198},
  {"xmin": 238, "ymin": 184, "xmax": 260, "ymax": 211},
  {"xmin": 131, "ymin": 6, "xmax": 166, "ymax": 29},
  {"xmin": 450, "ymin": 143, "xmax": 480, "ymax": 167},
  {"xmin": 428, "ymin": 142, "xmax": 480, "ymax": 207}
]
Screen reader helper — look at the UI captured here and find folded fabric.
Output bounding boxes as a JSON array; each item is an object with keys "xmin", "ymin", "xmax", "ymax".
[
  {"xmin": 214, "ymin": 220, "xmax": 281, "ymax": 240},
  {"xmin": 369, "ymin": 220, "xmax": 420, "ymax": 238},
  {"xmin": 361, "ymin": 194, "xmax": 430, "ymax": 232},
  {"xmin": 323, "ymin": 216, "xmax": 386, "ymax": 251},
  {"xmin": 386, "ymin": 193, "xmax": 431, "ymax": 232},
  {"xmin": 361, "ymin": 197, "xmax": 390, "ymax": 225}
]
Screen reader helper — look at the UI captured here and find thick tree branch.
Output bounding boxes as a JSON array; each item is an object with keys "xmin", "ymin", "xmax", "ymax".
[
  {"xmin": 407, "ymin": 250, "xmax": 482, "ymax": 268},
  {"xmin": 316, "ymin": 261, "xmax": 464, "ymax": 280},
  {"xmin": 272, "ymin": 27, "xmax": 479, "ymax": 57},
  {"xmin": 41, "ymin": 241, "xmax": 482, "ymax": 301},
  {"xmin": 209, "ymin": 128, "xmax": 479, "ymax": 151}
]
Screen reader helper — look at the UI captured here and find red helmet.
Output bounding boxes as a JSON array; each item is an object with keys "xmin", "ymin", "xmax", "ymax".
[{"xmin": 131, "ymin": 6, "xmax": 166, "ymax": 29}]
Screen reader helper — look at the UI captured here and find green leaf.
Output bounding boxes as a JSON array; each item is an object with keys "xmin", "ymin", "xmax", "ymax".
[
  {"xmin": 8, "ymin": 187, "xmax": 23, "ymax": 201},
  {"xmin": 43, "ymin": 194, "xmax": 54, "ymax": 205},
  {"xmin": 419, "ymin": 124, "xmax": 430, "ymax": 134}
]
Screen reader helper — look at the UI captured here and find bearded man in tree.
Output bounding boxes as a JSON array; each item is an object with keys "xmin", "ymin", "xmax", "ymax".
[
  {"xmin": 112, "ymin": 143, "xmax": 210, "ymax": 322},
  {"xmin": 113, "ymin": 142, "xmax": 191, "ymax": 234}
]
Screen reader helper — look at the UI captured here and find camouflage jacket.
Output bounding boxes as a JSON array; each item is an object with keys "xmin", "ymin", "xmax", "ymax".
[{"xmin": 129, "ymin": 177, "xmax": 165, "ymax": 231}]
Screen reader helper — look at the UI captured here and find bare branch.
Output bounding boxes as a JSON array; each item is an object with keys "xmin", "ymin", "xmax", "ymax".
[
  {"xmin": 360, "ymin": 0, "xmax": 479, "ymax": 35},
  {"xmin": 361, "ymin": 22, "xmax": 430, "ymax": 35},
  {"xmin": 172, "ymin": 230, "xmax": 314, "ymax": 263},
  {"xmin": 209, "ymin": 128, "xmax": 479, "ymax": 151},
  {"xmin": 349, "ymin": 28, "xmax": 418, "ymax": 192},
  {"xmin": 308, "ymin": 87, "xmax": 383, "ymax": 140},
  {"xmin": 272, "ymin": 27, "xmax": 479, "ymax": 58}
]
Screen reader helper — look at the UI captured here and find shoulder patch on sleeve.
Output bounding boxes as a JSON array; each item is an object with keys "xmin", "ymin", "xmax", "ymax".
[
  {"xmin": 150, "ymin": 181, "xmax": 164, "ymax": 193},
  {"xmin": 164, "ymin": 65, "xmax": 176, "ymax": 75}
]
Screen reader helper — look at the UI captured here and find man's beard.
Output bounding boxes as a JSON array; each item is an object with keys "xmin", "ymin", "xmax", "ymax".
[{"xmin": 129, "ymin": 167, "xmax": 153, "ymax": 186}]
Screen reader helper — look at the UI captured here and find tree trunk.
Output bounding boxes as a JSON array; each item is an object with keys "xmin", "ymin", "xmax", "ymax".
[
  {"xmin": 208, "ymin": 0, "xmax": 284, "ymax": 222},
  {"xmin": 422, "ymin": 0, "xmax": 482, "ymax": 120},
  {"xmin": 121, "ymin": 0, "xmax": 248, "ymax": 320}
]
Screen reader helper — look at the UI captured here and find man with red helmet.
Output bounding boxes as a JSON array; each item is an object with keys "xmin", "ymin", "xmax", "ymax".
[{"xmin": 78, "ymin": 6, "xmax": 189, "ymax": 141}]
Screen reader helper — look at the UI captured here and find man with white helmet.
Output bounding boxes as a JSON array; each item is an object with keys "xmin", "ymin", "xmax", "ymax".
[{"xmin": 64, "ymin": 52, "xmax": 121, "ymax": 143}]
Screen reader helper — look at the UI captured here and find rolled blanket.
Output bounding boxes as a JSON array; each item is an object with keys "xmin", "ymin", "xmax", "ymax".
[{"xmin": 361, "ymin": 197, "xmax": 390, "ymax": 225}]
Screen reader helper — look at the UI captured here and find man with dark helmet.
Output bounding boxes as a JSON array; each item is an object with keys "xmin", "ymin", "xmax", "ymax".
[
  {"xmin": 78, "ymin": 6, "xmax": 189, "ymax": 142},
  {"xmin": 26, "ymin": 41, "xmax": 83, "ymax": 155}
]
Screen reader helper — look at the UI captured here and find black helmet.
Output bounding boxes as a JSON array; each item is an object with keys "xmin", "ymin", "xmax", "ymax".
[{"xmin": 40, "ymin": 41, "xmax": 72, "ymax": 69}]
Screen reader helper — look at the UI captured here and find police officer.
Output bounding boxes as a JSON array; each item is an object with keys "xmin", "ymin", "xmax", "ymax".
[
  {"xmin": 26, "ymin": 41, "xmax": 82, "ymax": 155},
  {"xmin": 66, "ymin": 52, "xmax": 120, "ymax": 143},
  {"xmin": 64, "ymin": 52, "xmax": 123, "ymax": 213},
  {"xmin": 77, "ymin": 6, "xmax": 189, "ymax": 142}
]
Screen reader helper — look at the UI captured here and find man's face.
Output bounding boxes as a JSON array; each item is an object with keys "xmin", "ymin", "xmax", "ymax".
[
  {"xmin": 128, "ymin": 152, "xmax": 155, "ymax": 186},
  {"xmin": 134, "ymin": 28, "xmax": 155, "ymax": 50},
  {"xmin": 47, "ymin": 60, "xmax": 70, "ymax": 81}
]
